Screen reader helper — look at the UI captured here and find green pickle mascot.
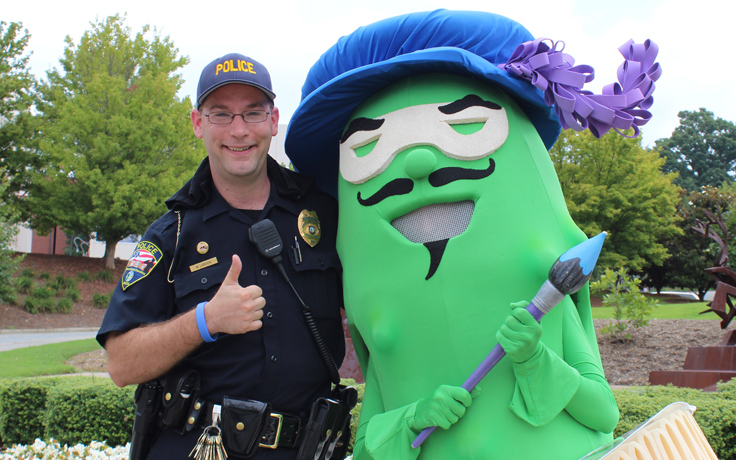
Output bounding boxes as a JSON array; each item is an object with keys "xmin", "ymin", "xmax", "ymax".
[{"xmin": 286, "ymin": 10, "xmax": 660, "ymax": 460}]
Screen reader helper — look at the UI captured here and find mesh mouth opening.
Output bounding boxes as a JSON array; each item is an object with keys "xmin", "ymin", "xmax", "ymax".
[{"xmin": 391, "ymin": 201, "xmax": 474, "ymax": 244}]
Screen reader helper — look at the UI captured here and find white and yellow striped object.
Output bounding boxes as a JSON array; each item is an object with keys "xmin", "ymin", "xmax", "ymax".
[{"xmin": 580, "ymin": 402, "xmax": 718, "ymax": 460}]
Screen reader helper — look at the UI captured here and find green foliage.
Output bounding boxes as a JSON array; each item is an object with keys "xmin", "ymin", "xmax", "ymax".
[
  {"xmin": 0, "ymin": 184, "xmax": 23, "ymax": 305},
  {"xmin": 31, "ymin": 285, "xmax": 55, "ymax": 299},
  {"xmin": 0, "ymin": 378, "xmax": 53, "ymax": 445},
  {"xmin": 45, "ymin": 378, "xmax": 135, "ymax": 446},
  {"xmin": 656, "ymin": 109, "xmax": 736, "ymax": 192},
  {"xmin": 0, "ymin": 21, "xmax": 41, "ymax": 210},
  {"xmin": 96, "ymin": 269, "xmax": 114, "ymax": 283},
  {"xmin": 50, "ymin": 274, "xmax": 77, "ymax": 291},
  {"xmin": 92, "ymin": 291, "xmax": 113, "ymax": 308},
  {"xmin": 0, "ymin": 377, "xmax": 135, "ymax": 447},
  {"xmin": 64, "ymin": 287, "xmax": 81, "ymax": 302},
  {"xmin": 76, "ymin": 271, "xmax": 91, "ymax": 282},
  {"xmin": 16, "ymin": 270, "xmax": 82, "ymax": 314},
  {"xmin": 55, "ymin": 297, "xmax": 73, "ymax": 314},
  {"xmin": 591, "ymin": 268, "xmax": 656, "ymax": 341},
  {"xmin": 15, "ymin": 275, "xmax": 34, "ymax": 294},
  {"xmin": 643, "ymin": 186, "xmax": 736, "ymax": 299},
  {"xmin": 550, "ymin": 129, "xmax": 681, "ymax": 272},
  {"xmin": 28, "ymin": 14, "xmax": 203, "ymax": 269},
  {"xmin": 613, "ymin": 382, "xmax": 736, "ymax": 460}
]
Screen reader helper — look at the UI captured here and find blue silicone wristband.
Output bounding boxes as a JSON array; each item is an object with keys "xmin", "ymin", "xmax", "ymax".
[{"xmin": 196, "ymin": 302, "xmax": 218, "ymax": 343}]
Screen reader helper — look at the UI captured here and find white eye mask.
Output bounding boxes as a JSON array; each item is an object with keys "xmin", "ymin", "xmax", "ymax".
[{"xmin": 339, "ymin": 98, "xmax": 509, "ymax": 184}]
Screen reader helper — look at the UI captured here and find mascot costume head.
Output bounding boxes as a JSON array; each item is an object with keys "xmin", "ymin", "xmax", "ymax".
[{"xmin": 286, "ymin": 10, "xmax": 660, "ymax": 460}]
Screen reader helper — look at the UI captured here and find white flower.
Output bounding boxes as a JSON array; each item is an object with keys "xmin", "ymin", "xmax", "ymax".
[{"xmin": 0, "ymin": 439, "xmax": 130, "ymax": 460}]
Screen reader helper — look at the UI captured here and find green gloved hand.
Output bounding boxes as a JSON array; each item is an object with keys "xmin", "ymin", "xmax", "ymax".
[
  {"xmin": 408, "ymin": 385, "xmax": 475, "ymax": 432},
  {"xmin": 496, "ymin": 301, "xmax": 543, "ymax": 363}
]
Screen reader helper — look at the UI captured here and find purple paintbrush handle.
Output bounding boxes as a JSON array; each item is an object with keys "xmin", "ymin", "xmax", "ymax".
[{"xmin": 412, "ymin": 303, "xmax": 544, "ymax": 449}]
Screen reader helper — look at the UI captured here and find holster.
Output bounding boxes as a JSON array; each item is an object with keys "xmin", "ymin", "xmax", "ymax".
[
  {"xmin": 129, "ymin": 380, "xmax": 163, "ymax": 460},
  {"xmin": 128, "ymin": 367, "xmax": 201, "ymax": 460},
  {"xmin": 297, "ymin": 385, "xmax": 358, "ymax": 460}
]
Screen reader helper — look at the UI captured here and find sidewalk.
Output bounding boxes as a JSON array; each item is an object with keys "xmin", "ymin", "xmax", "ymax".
[{"xmin": 0, "ymin": 327, "xmax": 98, "ymax": 352}]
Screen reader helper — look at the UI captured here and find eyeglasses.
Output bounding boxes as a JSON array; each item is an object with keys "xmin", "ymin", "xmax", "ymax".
[{"xmin": 203, "ymin": 110, "xmax": 271, "ymax": 125}]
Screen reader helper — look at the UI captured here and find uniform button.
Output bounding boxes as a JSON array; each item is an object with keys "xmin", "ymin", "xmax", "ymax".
[
  {"xmin": 261, "ymin": 269, "xmax": 268, "ymax": 276},
  {"xmin": 201, "ymin": 277, "xmax": 207, "ymax": 284},
  {"xmin": 271, "ymin": 355, "xmax": 277, "ymax": 362},
  {"xmin": 318, "ymin": 261, "xmax": 324, "ymax": 267},
  {"xmin": 267, "ymin": 311, "xmax": 273, "ymax": 318}
]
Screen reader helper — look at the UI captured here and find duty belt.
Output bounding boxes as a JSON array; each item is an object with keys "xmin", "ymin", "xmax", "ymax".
[{"xmin": 190, "ymin": 400, "xmax": 303, "ymax": 450}]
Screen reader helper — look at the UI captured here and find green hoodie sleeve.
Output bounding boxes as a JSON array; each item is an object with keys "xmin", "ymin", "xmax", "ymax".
[{"xmin": 508, "ymin": 302, "xmax": 619, "ymax": 432}]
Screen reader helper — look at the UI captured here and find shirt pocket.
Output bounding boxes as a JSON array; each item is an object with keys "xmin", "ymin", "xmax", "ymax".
[
  {"xmin": 173, "ymin": 263, "xmax": 231, "ymax": 306},
  {"xmin": 286, "ymin": 246, "xmax": 343, "ymax": 321}
]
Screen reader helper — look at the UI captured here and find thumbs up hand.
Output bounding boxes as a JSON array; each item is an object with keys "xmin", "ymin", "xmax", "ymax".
[{"xmin": 204, "ymin": 254, "xmax": 266, "ymax": 336}]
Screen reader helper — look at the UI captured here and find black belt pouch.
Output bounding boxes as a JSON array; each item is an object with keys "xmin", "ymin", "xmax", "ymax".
[
  {"xmin": 221, "ymin": 397, "xmax": 271, "ymax": 459},
  {"xmin": 160, "ymin": 368, "xmax": 200, "ymax": 434}
]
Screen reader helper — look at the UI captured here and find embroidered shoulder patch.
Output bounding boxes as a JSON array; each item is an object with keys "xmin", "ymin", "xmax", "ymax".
[{"xmin": 122, "ymin": 241, "xmax": 163, "ymax": 290}]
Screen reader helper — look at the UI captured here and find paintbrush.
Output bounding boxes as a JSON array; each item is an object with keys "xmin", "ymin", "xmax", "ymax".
[{"xmin": 412, "ymin": 232, "xmax": 607, "ymax": 448}]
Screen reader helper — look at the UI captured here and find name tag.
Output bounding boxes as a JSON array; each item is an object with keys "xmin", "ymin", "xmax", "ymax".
[{"xmin": 190, "ymin": 257, "xmax": 218, "ymax": 272}]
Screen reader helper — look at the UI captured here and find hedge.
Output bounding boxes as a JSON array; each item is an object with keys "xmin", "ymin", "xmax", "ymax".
[
  {"xmin": 0, "ymin": 376, "xmax": 135, "ymax": 448},
  {"xmin": 1, "ymin": 376, "xmax": 734, "ymax": 459}
]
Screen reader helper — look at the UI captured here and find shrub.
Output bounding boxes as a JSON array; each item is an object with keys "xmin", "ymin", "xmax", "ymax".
[
  {"xmin": 15, "ymin": 275, "xmax": 34, "ymax": 294},
  {"xmin": 92, "ymin": 292, "xmax": 113, "ymax": 309},
  {"xmin": 0, "ymin": 378, "xmax": 56, "ymax": 445},
  {"xmin": 76, "ymin": 271, "xmax": 91, "ymax": 282},
  {"xmin": 31, "ymin": 286, "xmax": 55, "ymax": 299},
  {"xmin": 45, "ymin": 378, "xmax": 135, "ymax": 446},
  {"xmin": 54, "ymin": 297, "xmax": 74, "ymax": 314},
  {"xmin": 0, "ymin": 377, "xmax": 135, "ymax": 447},
  {"xmin": 96, "ymin": 270, "xmax": 114, "ymax": 283},
  {"xmin": 50, "ymin": 274, "xmax": 77, "ymax": 292},
  {"xmin": 65, "ymin": 287, "xmax": 81, "ymax": 302},
  {"xmin": 23, "ymin": 296, "xmax": 56, "ymax": 314},
  {"xmin": 19, "ymin": 268, "xmax": 35, "ymax": 279},
  {"xmin": 591, "ymin": 267, "xmax": 657, "ymax": 341},
  {"xmin": 613, "ymin": 383, "xmax": 736, "ymax": 460},
  {"xmin": 39, "ymin": 272, "xmax": 51, "ymax": 280}
]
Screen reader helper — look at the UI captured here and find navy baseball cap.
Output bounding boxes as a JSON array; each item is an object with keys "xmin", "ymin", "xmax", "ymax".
[{"xmin": 196, "ymin": 53, "xmax": 276, "ymax": 109}]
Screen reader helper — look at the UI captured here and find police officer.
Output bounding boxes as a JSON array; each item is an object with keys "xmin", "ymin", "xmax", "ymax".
[{"xmin": 97, "ymin": 53, "xmax": 345, "ymax": 460}]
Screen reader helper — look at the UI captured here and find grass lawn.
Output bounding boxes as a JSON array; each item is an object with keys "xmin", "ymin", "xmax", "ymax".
[
  {"xmin": 591, "ymin": 302, "xmax": 712, "ymax": 320},
  {"xmin": 0, "ymin": 338, "xmax": 101, "ymax": 378},
  {"xmin": 0, "ymin": 302, "xmax": 715, "ymax": 379}
]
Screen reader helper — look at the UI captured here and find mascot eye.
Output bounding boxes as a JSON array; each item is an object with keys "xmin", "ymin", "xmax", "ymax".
[
  {"xmin": 449, "ymin": 121, "xmax": 486, "ymax": 135},
  {"xmin": 445, "ymin": 116, "xmax": 488, "ymax": 135},
  {"xmin": 353, "ymin": 138, "xmax": 379, "ymax": 158}
]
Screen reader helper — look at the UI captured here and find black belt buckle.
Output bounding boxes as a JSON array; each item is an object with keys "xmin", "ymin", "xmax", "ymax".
[{"xmin": 259, "ymin": 413, "xmax": 284, "ymax": 449}]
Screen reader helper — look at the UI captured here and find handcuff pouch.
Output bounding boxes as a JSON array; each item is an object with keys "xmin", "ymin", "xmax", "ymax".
[{"xmin": 221, "ymin": 397, "xmax": 271, "ymax": 459}]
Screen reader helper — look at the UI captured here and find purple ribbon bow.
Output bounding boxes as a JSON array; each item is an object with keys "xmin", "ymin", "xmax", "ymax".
[{"xmin": 501, "ymin": 38, "xmax": 661, "ymax": 138}]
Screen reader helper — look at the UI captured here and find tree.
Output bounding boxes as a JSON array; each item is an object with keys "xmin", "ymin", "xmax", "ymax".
[
  {"xmin": 0, "ymin": 21, "xmax": 40, "ymax": 209},
  {"xmin": 29, "ymin": 15, "xmax": 203, "ymax": 268},
  {"xmin": 550, "ymin": 129, "xmax": 681, "ymax": 272},
  {"xmin": 656, "ymin": 109, "xmax": 736, "ymax": 192},
  {"xmin": 656, "ymin": 186, "xmax": 736, "ymax": 300}
]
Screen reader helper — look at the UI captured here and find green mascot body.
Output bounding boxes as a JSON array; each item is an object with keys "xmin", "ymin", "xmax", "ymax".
[
  {"xmin": 284, "ymin": 9, "xmax": 661, "ymax": 460},
  {"xmin": 337, "ymin": 74, "xmax": 617, "ymax": 460}
]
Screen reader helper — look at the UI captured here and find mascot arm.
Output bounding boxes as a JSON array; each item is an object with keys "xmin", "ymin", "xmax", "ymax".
[
  {"xmin": 351, "ymin": 328, "xmax": 474, "ymax": 459},
  {"xmin": 353, "ymin": 360, "xmax": 422, "ymax": 460},
  {"xmin": 506, "ymin": 301, "xmax": 618, "ymax": 432}
]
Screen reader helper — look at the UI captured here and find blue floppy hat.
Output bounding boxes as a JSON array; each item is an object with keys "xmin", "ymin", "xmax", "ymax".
[{"xmin": 285, "ymin": 10, "xmax": 560, "ymax": 198}]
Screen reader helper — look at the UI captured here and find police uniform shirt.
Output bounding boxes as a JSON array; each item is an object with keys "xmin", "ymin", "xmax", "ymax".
[{"xmin": 97, "ymin": 157, "xmax": 345, "ymax": 457}]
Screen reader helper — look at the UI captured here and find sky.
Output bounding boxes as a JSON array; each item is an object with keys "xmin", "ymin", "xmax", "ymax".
[{"xmin": 5, "ymin": 0, "xmax": 735, "ymax": 149}]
